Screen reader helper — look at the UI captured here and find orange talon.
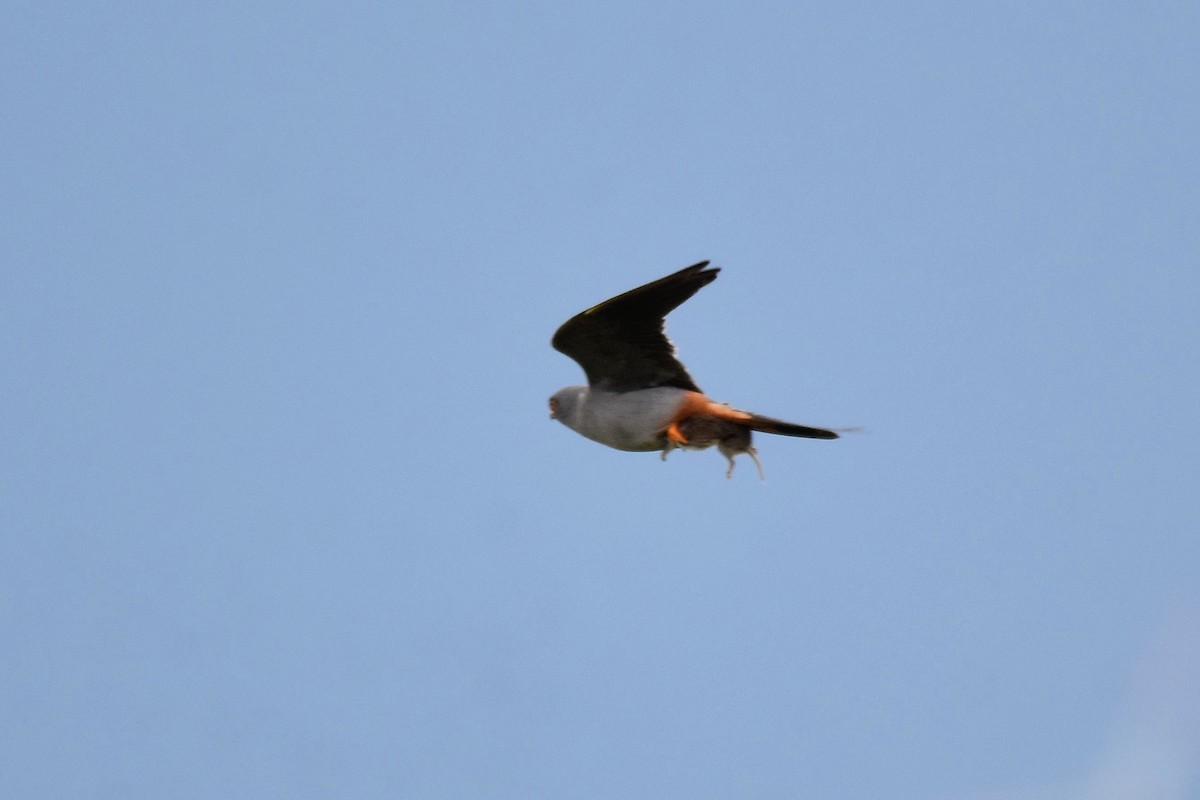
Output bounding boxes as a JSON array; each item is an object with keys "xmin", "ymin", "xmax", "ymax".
[{"xmin": 666, "ymin": 421, "xmax": 689, "ymax": 446}]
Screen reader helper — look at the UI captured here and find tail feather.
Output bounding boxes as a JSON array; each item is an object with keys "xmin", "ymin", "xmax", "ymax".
[{"xmin": 743, "ymin": 413, "xmax": 839, "ymax": 440}]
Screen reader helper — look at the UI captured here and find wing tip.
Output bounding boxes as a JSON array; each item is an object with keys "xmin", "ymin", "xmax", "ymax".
[
  {"xmin": 683, "ymin": 259, "xmax": 718, "ymax": 279},
  {"xmin": 550, "ymin": 259, "xmax": 721, "ymax": 355}
]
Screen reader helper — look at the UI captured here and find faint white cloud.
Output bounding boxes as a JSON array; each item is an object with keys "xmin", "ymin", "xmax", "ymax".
[{"xmin": 962, "ymin": 594, "xmax": 1200, "ymax": 800}]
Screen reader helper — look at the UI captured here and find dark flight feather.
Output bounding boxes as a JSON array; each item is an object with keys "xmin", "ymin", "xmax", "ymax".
[{"xmin": 551, "ymin": 262, "xmax": 718, "ymax": 393}]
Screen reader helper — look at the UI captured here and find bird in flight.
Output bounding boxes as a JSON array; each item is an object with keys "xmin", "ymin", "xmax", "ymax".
[{"xmin": 549, "ymin": 261, "xmax": 839, "ymax": 479}]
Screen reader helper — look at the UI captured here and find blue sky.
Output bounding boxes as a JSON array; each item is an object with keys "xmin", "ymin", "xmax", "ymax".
[{"xmin": 4, "ymin": 2, "xmax": 1199, "ymax": 798}]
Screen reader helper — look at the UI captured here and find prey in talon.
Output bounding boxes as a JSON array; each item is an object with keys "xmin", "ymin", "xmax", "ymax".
[
  {"xmin": 662, "ymin": 414, "xmax": 764, "ymax": 480},
  {"xmin": 548, "ymin": 260, "xmax": 841, "ymax": 479}
]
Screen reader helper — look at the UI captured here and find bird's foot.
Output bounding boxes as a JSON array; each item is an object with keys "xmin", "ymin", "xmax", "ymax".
[{"xmin": 665, "ymin": 421, "xmax": 689, "ymax": 446}]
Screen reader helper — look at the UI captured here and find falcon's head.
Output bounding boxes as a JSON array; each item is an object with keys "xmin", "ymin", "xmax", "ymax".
[{"xmin": 548, "ymin": 386, "xmax": 586, "ymax": 423}]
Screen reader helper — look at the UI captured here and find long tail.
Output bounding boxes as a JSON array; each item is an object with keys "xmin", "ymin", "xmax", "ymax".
[
  {"xmin": 742, "ymin": 412, "xmax": 839, "ymax": 440},
  {"xmin": 689, "ymin": 395, "xmax": 842, "ymax": 440}
]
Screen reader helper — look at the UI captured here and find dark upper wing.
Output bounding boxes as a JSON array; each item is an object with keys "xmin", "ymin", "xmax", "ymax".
[{"xmin": 551, "ymin": 261, "xmax": 718, "ymax": 392}]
